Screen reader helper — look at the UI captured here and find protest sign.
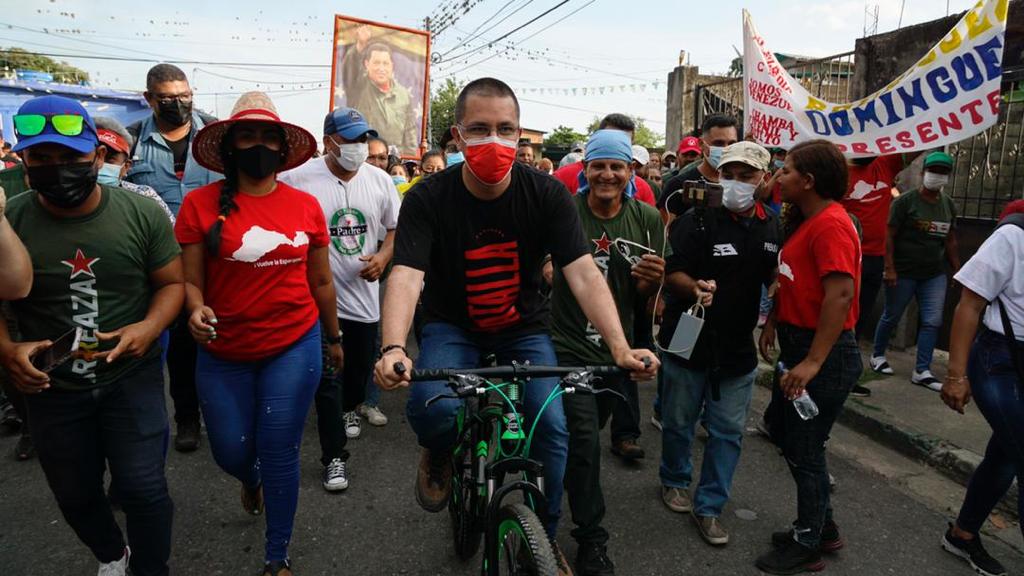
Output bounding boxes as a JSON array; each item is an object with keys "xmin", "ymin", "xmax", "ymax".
[
  {"xmin": 330, "ymin": 15, "xmax": 430, "ymax": 158},
  {"xmin": 743, "ymin": 0, "xmax": 1008, "ymax": 156}
]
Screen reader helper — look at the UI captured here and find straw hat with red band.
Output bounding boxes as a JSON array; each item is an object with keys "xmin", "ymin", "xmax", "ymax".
[{"xmin": 192, "ymin": 91, "xmax": 316, "ymax": 174}]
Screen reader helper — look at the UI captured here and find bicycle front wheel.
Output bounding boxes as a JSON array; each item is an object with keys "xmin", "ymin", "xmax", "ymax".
[{"xmin": 495, "ymin": 503, "xmax": 557, "ymax": 576}]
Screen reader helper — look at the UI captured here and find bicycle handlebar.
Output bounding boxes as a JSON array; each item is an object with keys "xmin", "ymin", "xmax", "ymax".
[{"xmin": 393, "ymin": 358, "xmax": 649, "ymax": 382}]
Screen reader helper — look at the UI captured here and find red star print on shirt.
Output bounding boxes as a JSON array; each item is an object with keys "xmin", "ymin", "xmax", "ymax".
[
  {"xmin": 592, "ymin": 232, "xmax": 612, "ymax": 255},
  {"xmin": 62, "ymin": 249, "xmax": 100, "ymax": 279}
]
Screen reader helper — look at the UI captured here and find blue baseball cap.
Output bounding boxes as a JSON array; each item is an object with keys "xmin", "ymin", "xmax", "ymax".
[
  {"xmin": 11, "ymin": 95, "xmax": 98, "ymax": 155},
  {"xmin": 324, "ymin": 107, "xmax": 378, "ymax": 140}
]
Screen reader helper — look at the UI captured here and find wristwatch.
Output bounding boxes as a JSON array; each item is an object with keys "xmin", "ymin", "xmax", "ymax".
[{"xmin": 325, "ymin": 334, "xmax": 342, "ymax": 345}]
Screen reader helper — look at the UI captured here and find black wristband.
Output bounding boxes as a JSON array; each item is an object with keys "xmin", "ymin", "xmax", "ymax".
[
  {"xmin": 325, "ymin": 334, "xmax": 342, "ymax": 345},
  {"xmin": 380, "ymin": 344, "xmax": 407, "ymax": 357}
]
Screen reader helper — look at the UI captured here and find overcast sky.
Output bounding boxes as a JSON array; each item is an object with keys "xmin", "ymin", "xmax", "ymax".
[{"xmin": 2, "ymin": 0, "xmax": 977, "ymax": 142}]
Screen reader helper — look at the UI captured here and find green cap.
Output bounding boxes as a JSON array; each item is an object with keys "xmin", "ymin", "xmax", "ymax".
[{"xmin": 924, "ymin": 151, "xmax": 953, "ymax": 169}]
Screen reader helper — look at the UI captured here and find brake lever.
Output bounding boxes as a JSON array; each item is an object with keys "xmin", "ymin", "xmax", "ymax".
[
  {"xmin": 592, "ymin": 387, "xmax": 628, "ymax": 402},
  {"xmin": 424, "ymin": 393, "xmax": 460, "ymax": 408}
]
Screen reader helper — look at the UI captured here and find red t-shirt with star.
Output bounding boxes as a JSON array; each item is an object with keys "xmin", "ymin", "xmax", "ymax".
[
  {"xmin": 840, "ymin": 155, "xmax": 903, "ymax": 256},
  {"xmin": 553, "ymin": 161, "xmax": 657, "ymax": 206},
  {"xmin": 176, "ymin": 181, "xmax": 329, "ymax": 361},
  {"xmin": 776, "ymin": 202, "xmax": 862, "ymax": 331}
]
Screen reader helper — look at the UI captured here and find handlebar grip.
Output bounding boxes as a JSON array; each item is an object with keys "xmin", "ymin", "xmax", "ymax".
[
  {"xmin": 586, "ymin": 365, "xmax": 628, "ymax": 376},
  {"xmin": 393, "ymin": 362, "xmax": 406, "ymax": 375}
]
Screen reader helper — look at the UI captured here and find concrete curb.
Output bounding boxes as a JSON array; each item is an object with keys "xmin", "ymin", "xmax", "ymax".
[{"xmin": 754, "ymin": 368, "xmax": 1019, "ymax": 517}]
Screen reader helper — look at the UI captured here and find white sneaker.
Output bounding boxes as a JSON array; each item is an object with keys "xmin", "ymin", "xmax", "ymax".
[
  {"xmin": 357, "ymin": 404, "xmax": 388, "ymax": 427},
  {"xmin": 912, "ymin": 370, "xmax": 942, "ymax": 392},
  {"xmin": 322, "ymin": 457, "xmax": 349, "ymax": 491},
  {"xmin": 870, "ymin": 355, "xmax": 895, "ymax": 375},
  {"xmin": 97, "ymin": 547, "xmax": 129, "ymax": 576},
  {"xmin": 343, "ymin": 411, "xmax": 361, "ymax": 438}
]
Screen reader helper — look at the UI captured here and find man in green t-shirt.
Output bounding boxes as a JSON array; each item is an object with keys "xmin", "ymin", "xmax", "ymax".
[
  {"xmin": 0, "ymin": 95, "xmax": 183, "ymax": 576},
  {"xmin": 870, "ymin": 151, "xmax": 961, "ymax": 391},
  {"xmin": 549, "ymin": 129, "xmax": 665, "ymax": 575}
]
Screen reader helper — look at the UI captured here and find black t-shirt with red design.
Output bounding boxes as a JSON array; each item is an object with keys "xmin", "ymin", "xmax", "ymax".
[{"xmin": 393, "ymin": 163, "xmax": 589, "ymax": 340}]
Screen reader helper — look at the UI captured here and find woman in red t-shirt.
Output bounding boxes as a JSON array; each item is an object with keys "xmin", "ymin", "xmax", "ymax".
[
  {"xmin": 755, "ymin": 140, "xmax": 863, "ymax": 575},
  {"xmin": 174, "ymin": 92, "xmax": 342, "ymax": 576}
]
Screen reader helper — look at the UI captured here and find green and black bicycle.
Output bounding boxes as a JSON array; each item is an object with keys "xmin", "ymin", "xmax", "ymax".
[{"xmin": 396, "ymin": 361, "xmax": 629, "ymax": 576}]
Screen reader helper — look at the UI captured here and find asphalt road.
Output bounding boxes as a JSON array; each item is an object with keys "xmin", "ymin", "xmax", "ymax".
[{"xmin": 1, "ymin": 381, "xmax": 1021, "ymax": 576}]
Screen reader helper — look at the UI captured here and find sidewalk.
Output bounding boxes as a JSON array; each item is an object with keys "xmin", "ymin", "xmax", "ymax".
[{"xmin": 756, "ymin": 341, "xmax": 1019, "ymax": 517}]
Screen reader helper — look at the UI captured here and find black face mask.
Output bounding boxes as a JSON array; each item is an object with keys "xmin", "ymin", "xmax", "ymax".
[
  {"xmin": 156, "ymin": 99, "xmax": 192, "ymax": 127},
  {"xmin": 27, "ymin": 160, "xmax": 99, "ymax": 209},
  {"xmin": 234, "ymin": 145, "xmax": 281, "ymax": 179}
]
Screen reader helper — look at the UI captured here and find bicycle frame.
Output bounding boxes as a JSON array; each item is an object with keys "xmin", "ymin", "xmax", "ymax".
[{"xmin": 407, "ymin": 362, "xmax": 625, "ymax": 576}]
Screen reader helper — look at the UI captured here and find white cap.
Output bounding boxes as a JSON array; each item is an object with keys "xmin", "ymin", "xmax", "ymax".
[{"xmin": 631, "ymin": 144, "xmax": 650, "ymax": 166}]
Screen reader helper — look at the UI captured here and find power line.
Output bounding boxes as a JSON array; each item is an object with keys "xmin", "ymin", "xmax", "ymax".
[
  {"xmin": 0, "ymin": 49, "xmax": 330, "ymax": 69},
  {"xmin": 439, "ymin": 0, "xmax": 569, "ymax": 64},
  {"xmin": 518, "ymin": 96, "xmax": 666, "ymax": 125},
  {"xmin": 445, "ymin": 0, "xmax": 535, "ymax": 57}
]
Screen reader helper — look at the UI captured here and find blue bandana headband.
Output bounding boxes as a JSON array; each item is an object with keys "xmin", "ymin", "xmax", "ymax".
[{"xmin": 578, "ymin": 129, "xmax": 636, "ymax": 198}]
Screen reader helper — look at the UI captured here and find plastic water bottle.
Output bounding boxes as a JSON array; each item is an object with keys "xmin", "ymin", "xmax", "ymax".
[{"xmin": 778, "ymin": 362, "xmax": 819, "ymax": 421}]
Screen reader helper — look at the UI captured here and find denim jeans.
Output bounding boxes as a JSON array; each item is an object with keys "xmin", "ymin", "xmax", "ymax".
[
  {"xmin": 406, "ymin": 322, "xmax": 569, "ymax": 540},
  {"xmin": 26, "ymin": 358, "xmax": 173, "ymax": 576},
  {"xmin": 956, "ymin": 329, "xmax": 1024, "ymax": 538},
  {"xmin": 196, "ymin": 323, "xmax": 321, "ymax": 562},
  {"xmin": 872, "ymin": 274, "xmax": 947, "ymax": 372},
  {"xmin": 771, "ymin": 325, "xmax": 862, "ymax": 548},
  {"xmin": 856, "ymin": 255, "xmax": 885, "ymax": 340},
  {"xmin": 659, "ymin": 354, "xmax": 756, "ymax": 517},
  {"xmin": 314, "ymin": 319, "xmax": 377, "ymax": 465}
]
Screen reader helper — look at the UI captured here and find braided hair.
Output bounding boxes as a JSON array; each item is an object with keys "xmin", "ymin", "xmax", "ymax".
[{"xmin": 205, "ymin": 124, "xmax": 289, "ymax": 256}]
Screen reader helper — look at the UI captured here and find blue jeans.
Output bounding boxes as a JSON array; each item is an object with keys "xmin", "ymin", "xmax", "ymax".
[
  {"xmin": 659, "ymin": 354, "xmax": 756, "ymax": 516},
  {"xmin": 196, "ymin": 324, "xmax": 321, "ymax": 562},
  {"xmin": 872, "ymin": 274, "xmax": 947, "ymax": 372},
  {"xmin": 406, "ymin": 322, "xmax": 569, "ymax": 540},
  {"xmin": 26, "ymin": 358, "xmax": 173, "ymax": 576},
  {"xmin": 956, "ymin": 329, "xmax": 1024, "ymax": 538},
  {"xmin": 769, "ymin": 325, "xmax": 862, "ymax": 548}
]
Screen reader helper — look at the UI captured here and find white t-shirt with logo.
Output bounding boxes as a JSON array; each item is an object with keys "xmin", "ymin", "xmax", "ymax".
[
  {"xmin": 280, "ymin": 158, "xmax": 400, "ymax": 322},
  {"xmin": 954, "ymin": 224, "xmax": 1024, "ymax": 341}
]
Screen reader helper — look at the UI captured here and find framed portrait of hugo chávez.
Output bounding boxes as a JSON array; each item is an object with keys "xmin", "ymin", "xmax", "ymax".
[{"xmin": 330, "ymin": 15, "xmax": 431, "ymax": 159}]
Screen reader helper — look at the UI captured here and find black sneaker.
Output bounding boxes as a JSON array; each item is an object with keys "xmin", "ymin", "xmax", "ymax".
[
  {"xmin": 14, "ymin": 432, "xmax": 34, "ymax": 461},
  {"xmin": 756, "ymin": 538, "xmax": 825, "ymax": 575},
  {"xmin": 941, "ymin": 524, "xmax": 1007, "ymax": 576},
  {"xmin": 849, "ymin": 384, "xmax": 871, "ymax": 397},
  {"xmin": 772, "ymin": 520, "xmax": 844, "ymax": 553},
  {"xmin": 576, "ymin": 541, "xmax": 615, "ymax": 576},
  {"xmin": 174, "ymin": 420, "xmax": 201, "ymax": 453}
]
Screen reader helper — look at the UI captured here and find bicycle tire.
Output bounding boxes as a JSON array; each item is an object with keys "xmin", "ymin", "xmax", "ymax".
[
  {"xmin": 495, "ymin": 503, "xmax": 558, "ymax": 576},
  {"xmin": 450, "ymin": 401, "xmax": 482, "ymax": 559}
]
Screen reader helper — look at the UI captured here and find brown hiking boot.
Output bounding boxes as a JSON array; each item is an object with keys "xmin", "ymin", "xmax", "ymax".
[
  {"xmin": 241, "ymin": 483, "xmax": 264, "ymax": 516},
  {"xmin": 415, "ymin": 448, "xmax": 452, "ymax": 512},
  {"xmin": 261, "ymin": 559, "xmax": 292, "ymax": 575},
  {"xmin": 610, "ymin": 438, "xmax": 645, "ymax": 460}
]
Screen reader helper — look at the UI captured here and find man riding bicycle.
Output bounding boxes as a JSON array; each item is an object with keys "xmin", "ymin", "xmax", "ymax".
[{"xmin": 374, "ymin": 78, "xmax": 659, "ymax": 574}]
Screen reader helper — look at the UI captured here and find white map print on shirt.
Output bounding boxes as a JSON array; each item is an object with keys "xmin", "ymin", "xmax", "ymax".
[
  {"xmin": 229, "ymin": 226, "xmax": 309, "ymax": 262},
  {"xmin": 779, "ymin": 260, "xmax": 794, "ymax": 281},
  {"xmin": 848, "ymin": 180, "xmax": 888, "ymax": 203}
]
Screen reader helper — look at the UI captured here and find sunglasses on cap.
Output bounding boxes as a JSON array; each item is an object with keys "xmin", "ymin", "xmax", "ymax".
[{"xmin": 13, "ymin": 113, "xmax": 87, "ymax": 138}]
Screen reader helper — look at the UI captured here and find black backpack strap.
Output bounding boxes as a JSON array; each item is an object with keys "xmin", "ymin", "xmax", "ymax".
[{"xmin": 991, "ymin": 213, "xmax": 1024, "ymax": 386}]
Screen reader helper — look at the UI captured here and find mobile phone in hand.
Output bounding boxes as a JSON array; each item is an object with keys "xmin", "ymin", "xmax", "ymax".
[{"xmin": 31, "ymin": 327, "xmax": 83, "ymax": 373}]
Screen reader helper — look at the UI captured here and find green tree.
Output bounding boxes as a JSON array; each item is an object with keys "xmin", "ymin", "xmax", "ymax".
[
  {"xmin": 0, "ymin": 47, "xmax": 90, "ymax": 83},
  {"xmin": 429, "ymin": 78, "xmax": 463, "ymax": 148},
  {"xmin": 543, "ymin": 125, "xmax": 587, "ymax": 148},
  {"xmin": 585, "ymin": 115, "xmax": 663, "ymax": 148}
]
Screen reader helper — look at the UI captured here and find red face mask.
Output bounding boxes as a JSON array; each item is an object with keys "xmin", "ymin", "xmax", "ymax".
[{"xmin": 460, "ymin": 133, "xmax": 517, "ymax": 186}]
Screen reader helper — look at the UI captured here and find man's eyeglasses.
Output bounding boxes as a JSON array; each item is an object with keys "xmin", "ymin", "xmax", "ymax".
[
  {"xmin": 154, "ymin": 94, "xmax": 193, "ymax": 105},
  {"xmin": 13, "ymin": 114, "xmax": 86, "ymax": 137},
  {"xmin": 458, "ymin": 124, "xmax": 520, "ymax": 140}
]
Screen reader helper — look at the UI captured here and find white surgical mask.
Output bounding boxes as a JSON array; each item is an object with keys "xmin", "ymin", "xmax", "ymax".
[
  {"xmin": 922, "ymin": 172, "xmax": 949, "ymax": 191},
  {"xmin": 721, "ymin": 179, "xmax": 757, "ymax": 213},
  {"xmin": 332, "ymin": 140, "xmax": 368, "ymax": 171},
  {"xmin": 707, "ymin": 146, "xmax": 725, "ymax": 169}
]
